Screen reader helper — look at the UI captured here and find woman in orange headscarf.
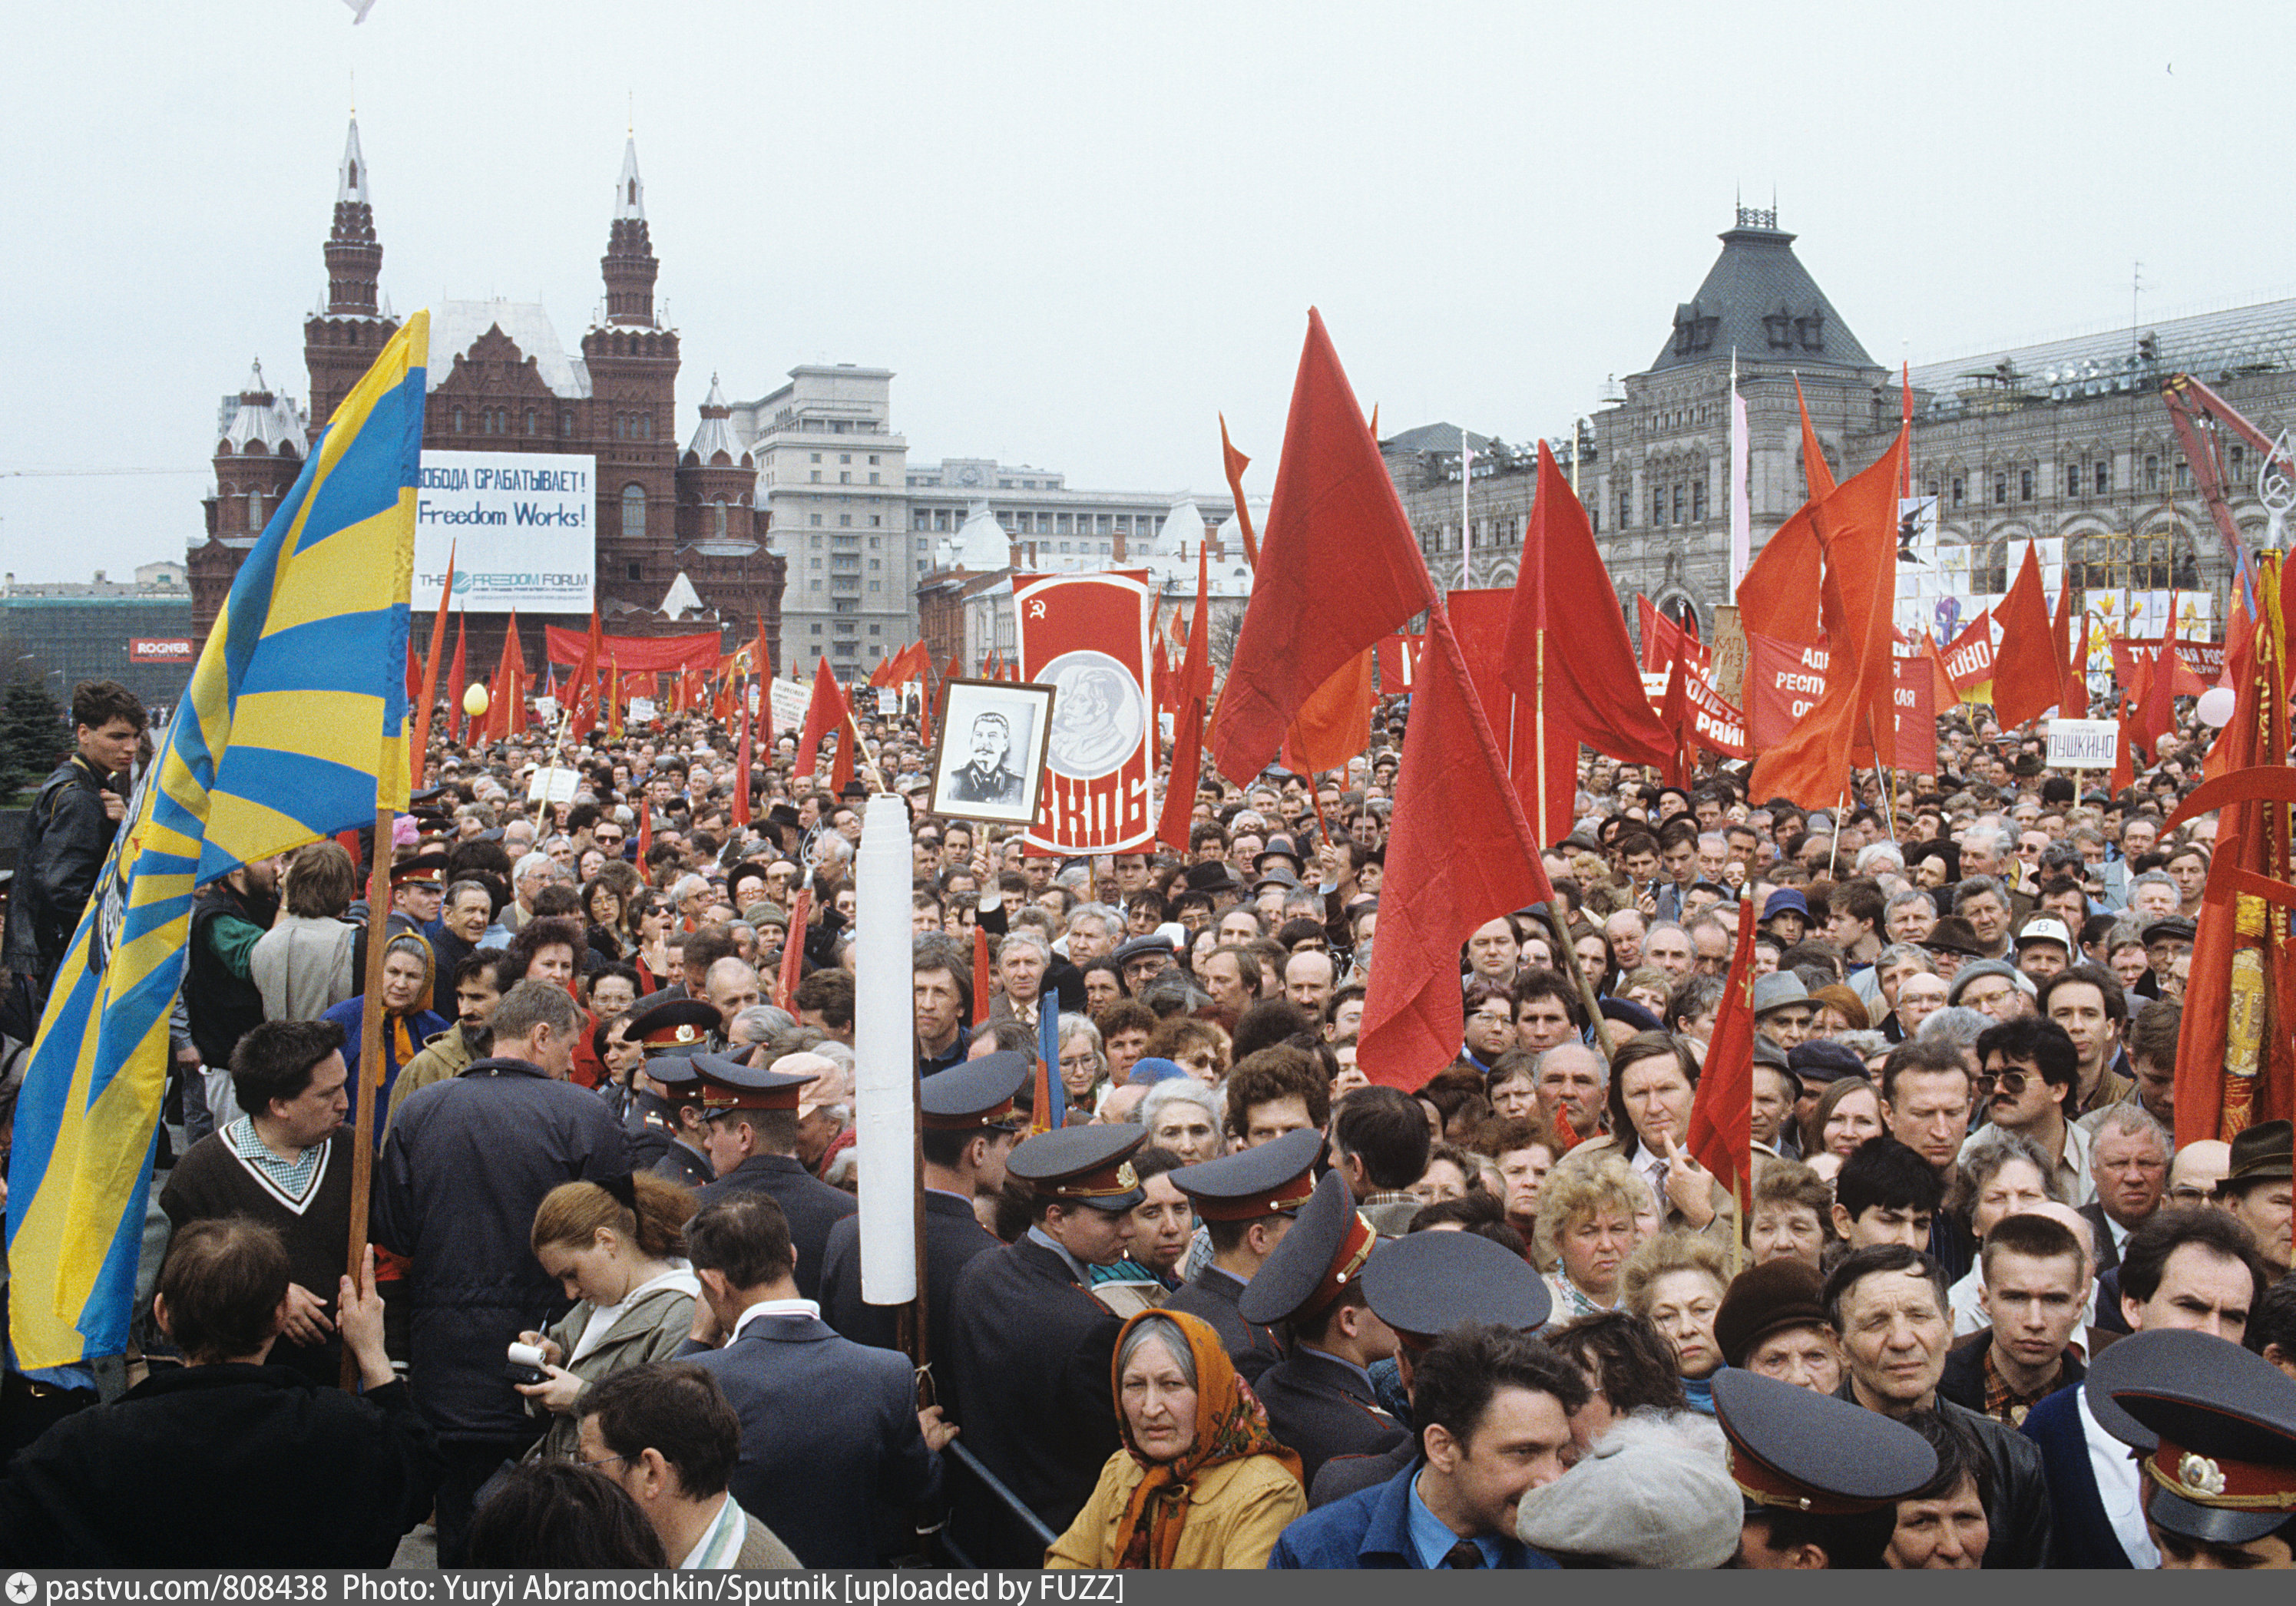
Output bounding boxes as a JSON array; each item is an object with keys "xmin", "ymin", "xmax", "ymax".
[{"xmin": 1046, "ymin": 1309, "xmax": 1305, "ymax": 1570}]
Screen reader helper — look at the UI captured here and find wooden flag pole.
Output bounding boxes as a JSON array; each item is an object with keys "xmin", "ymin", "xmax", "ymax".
[{"xmin": 340, "ymin": 801, "xmax": 393, "ymax": 1390}]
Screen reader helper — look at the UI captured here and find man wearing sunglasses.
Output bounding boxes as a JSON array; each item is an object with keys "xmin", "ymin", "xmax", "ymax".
[{"xmin": 1964, "ymin": 1016, "xmax": 2093, "ymax": 1208}]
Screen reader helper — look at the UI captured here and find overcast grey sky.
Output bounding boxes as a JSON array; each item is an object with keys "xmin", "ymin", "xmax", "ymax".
[{"xmin": 8, "ymin": 0, "xmax": 2294, "ymax": 582}]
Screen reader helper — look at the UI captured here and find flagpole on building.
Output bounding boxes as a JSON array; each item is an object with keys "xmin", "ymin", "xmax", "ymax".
[{"xmin": 340, "ymin": 792, "xmax": 393, "ymax": 1391}]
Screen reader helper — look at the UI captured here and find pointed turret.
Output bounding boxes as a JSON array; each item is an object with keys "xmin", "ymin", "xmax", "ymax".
[
  {"xmin": 601, "ymin": 135, "xmax": 658, "ymax": 327},
  {"xmin": 683, "ymin": 374, "xmax": 744, "ymax": 466},
  {"xmin": 326, "ymin": 116, "xmax": 382, "ymax": 316},
  {"xmin": 1647, "ymin": 206, "xmax": 1874, "ymax": 375}
]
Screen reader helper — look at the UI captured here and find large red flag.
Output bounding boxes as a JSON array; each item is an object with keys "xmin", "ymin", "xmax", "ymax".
[
  {"xmin": 1502, "ymin": 441, "xmax": 1673, "ymax": 771},
  {"xmin": 1358, "ymin": 613, "xmax": 1555, "ymax": 1090},
  {"xmin": 1685, "ymin": 890, "xmax": 1758, "ymax": 1195},
  {"xmin": 731, "ymin": 693, "xmax": 753, "ymax": 828},
  {"xmin": 1746, "ymin": 428, "xmax": 1907, "ymax": 804},
  {"xmin": 1208, "ymin": 312, "xmax": 1439, "ymax": 781},
  {"xmin": 412, "ymin": 544, "xmax": 455, "ymax": 786},
  {"xmin": 1990, "ymin": 542, "xmax": 2061, "ymax": 729}
]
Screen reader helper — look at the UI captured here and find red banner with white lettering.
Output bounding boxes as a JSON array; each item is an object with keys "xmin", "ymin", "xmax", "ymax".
[
  {"xmin": 1891, "ymin": 653, "xmax": 1937, "ymax": 775},
  {"xmin": 2109, "ymin": 636, "xmax": 2226, "ymax": 686},
  {"xmin": 1014, "ymin": 570, "xmax": 1156, "ymax": 854},
  {"xmin": 1936, "ymin": 610, "xmax": 1996, "ymax": 702},
  {"xmin": 1745, "ymin": 635, "xmax": 1831, "ymax": 748}
]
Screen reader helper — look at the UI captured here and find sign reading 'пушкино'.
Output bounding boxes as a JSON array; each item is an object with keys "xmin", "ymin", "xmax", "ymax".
[{"xmin": 411, "ymin": 451, "xmax": 596, "ymax": 613}]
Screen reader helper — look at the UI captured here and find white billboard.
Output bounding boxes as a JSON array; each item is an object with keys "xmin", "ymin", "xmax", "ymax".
[{"xmin": 413, "ymin": 451, "xmax": 595, "ymax": 613}]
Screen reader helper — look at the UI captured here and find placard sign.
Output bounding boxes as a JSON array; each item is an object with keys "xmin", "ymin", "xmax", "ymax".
[
  {"xmin": 2047, "ymin": 719, "xmax": 2119, "ymax": 770},
  {"xmin": 413, "ymin": 451, "xmax": 596, "ymax": 612},
  {"xmin": 526, "ymin": 766, "xmax": 580, "ymax": 803}
]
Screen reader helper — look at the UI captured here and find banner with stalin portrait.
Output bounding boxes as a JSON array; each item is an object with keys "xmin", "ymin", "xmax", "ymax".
[{"xmin": 1013, "ymin": 570, "xmax": 1156, "ymax": 854}]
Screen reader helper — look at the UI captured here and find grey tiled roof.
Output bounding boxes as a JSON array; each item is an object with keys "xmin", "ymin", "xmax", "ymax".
[
  {"xmin": 1380, "ymin": 422, "xmax": 1493, "ymax": 454},
  {"xmin": 1647, "ymin": 222, "xmax": 1876, "ymax": 375}
]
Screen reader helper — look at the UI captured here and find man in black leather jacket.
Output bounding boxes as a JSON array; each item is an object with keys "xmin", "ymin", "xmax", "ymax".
[
  {"xmin": 1823, "ymin": 1242, "xmax": 2055, "ymax": 1568},
  {"xmin": 2, "ymin": 680, "xmax": 144, "ymax": 1041}
]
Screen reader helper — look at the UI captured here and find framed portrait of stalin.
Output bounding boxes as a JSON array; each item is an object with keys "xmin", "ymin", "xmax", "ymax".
[{"xmin": 930, "ymin": 679, "xmax": 1055, "ymax": 827}]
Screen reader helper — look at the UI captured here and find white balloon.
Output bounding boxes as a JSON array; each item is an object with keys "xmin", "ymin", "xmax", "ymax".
[{"xmin": 2197, "ymin": 686, "xmax": 2237, "ymax": 728}]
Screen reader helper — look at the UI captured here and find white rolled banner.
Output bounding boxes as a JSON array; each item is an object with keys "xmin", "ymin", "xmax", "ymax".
[{"xmin": 855, "ymin": 794, "xmax": 919, "ymax": 1307}]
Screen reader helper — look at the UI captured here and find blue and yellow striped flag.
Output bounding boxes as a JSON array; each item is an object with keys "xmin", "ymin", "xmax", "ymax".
[{"xmin": 5, "ymin": 313, "xmax": 428, "ymax": 1370}]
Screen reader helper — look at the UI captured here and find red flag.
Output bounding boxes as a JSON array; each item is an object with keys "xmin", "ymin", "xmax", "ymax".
[
  {"xmin": 778, "ymin": 886, "xmax": 811, "ymax": 1009},
  {"xmin": 1156, "ymin": 542, "xmax": 1213, "ymax": 851},
  {"xmin": 1452, "ymin": 588, "xmax": 1574, "ymax": 847},
  {"xmin": 2053, "ymin": 577, "xmax": 2086, "ymax": 716},
  {"xmin": 1685, "ymin": 889, "xmax": 1758, "ymax": 1195},
  {"xmin": 1208, "ymin": 312, "xmax": 1440, "ymax": 781},
  {"xmin": 796, "ymin": 657, "xmax": 848, "ymax": 783},
  {"xmin": 1637, "ymin": 594, "xmax": 1711, "ymax": 679},
  {"xmin": 607, "ymin": 663, "xmax": 622, "ymax": 740},
  {"xmin": 1746, "ymin": 427, "xmax": 1907, "ymax": 804},
  {"xmin": 1358, "ymin": 613, "xmax": 1556, "ymax": 1089},
  {"xmin": 1659, "ymin": 653, "xmax": 1693, "ymax": 788},
  {"xmin": 1734, "ymin": 382, "xmax": 1834, "ymax": 646},
  {"xmin": 971, "ymin": 922, "xmax": 992, "ymax": 1029},
  {"xmin": 1503, "ymin": 442, "xmax": 1673, "ymax": 771},
  {"xmin": 1282, "ymin": 651, "xmax": 1376, "ymax": 775},
  {"xmin": 732, "ymin": 693, "xmax": 753, "ymax": 828},
  {"xmin": 491, "ymin": 613, "xmax": 528, "ymax": 741},
  {"xmin": 1218, "ymin": 412, "xmax": 1260, "ymax": 571},
  {"xmin": 1014, "ymin": 570, "xmax": 1156, "ymax": 853},
  {"xmin": 636, "ymin": 789, "xmax": 651, "ymax": 865},
  {"xmin": 412, "ymin": 544, "xmax": 455, "ymax": 785},
  {"xmin": 566, "ymin": 606, "xmax": 603, "ymax": 733},
  {"xmin": 1990, "ymin": 542, "xmax": 2061, "ymax": 729},
  {"xmin": 445, "ymin": 617, "xmax": 468, "ymax": 745}
]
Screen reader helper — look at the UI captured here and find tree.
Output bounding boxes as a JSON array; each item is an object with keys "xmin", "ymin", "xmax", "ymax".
[{"xmin": 0, "ymin": 672, "xmax": 67, "ymax": 798}]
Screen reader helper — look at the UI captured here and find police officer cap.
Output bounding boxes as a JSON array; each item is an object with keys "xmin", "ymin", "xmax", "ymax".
[
  {"xmin": 1168, "ymin": 1126, "xmax": 1323, "ymax": 1221},
  {"xmin": 2099, "ymin": 1328, "xmax": 2296, "ymax": 1548},
  {"xmin": 1358, "ymin": 1228, "xmax": 1550, "ymax": 1342},
  {"xmin": 626, "ymin": 997, "xmax": 723, "ymax": 1056},
  {"xmin": 688, "ymin": 1051, "xmax": 816, "ymax": 1116},
  {"xmin": 644, "ymin": 1055, "xmax": 709, "ymax": 1110},
  {"xmin": 1712, "ymin": 1369, "xmax": 1937, "ymax": 1515},
  {"xmin": 920, "ymin": 1050, "xmax": 1030, "ymax": 1132},
  {"xmin": 1006, "ymin": 1123, "xmax": 1148, "ymax": 1211},
  {"xmin": 389, "ymin": 851, "xmax": 450, "ymax": 887},
  {"xmin": 1237, "ymin": 1170, "xmax": 1378, "ymax": 1327}
]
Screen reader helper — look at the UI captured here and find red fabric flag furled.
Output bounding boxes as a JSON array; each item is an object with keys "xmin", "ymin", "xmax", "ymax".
[
  {"xmin": 1685, "ymin": 891, "xmax": 1758, "ymax": 1197},
  {"xmin": 1208, "ymin": 312, "xmax": 1439, "ymax": 782},
  {"xmin": 1503, "ymin": 443, "xmax": 1676, "ymax": 774},
  {"xmin": 1733, "ymin": 383, "xmax": 1834, "ymax": 645},
  {"xmin": 1156, "ymin": 542, "xmax": 1214, "ymax": 851},
  {"xmin": 445, "ymin": 617, "xmax": 468, "ymax": 745},
  {"xmin": 412, "ymin": 544, "xmax": 455, "ymax": 785},
  {"xmin": 1358, "ymin": 613, "xmax": 1555, "ymax": 1090},
  {"xmin": 777, "ymin": 886, "xmax": 811, "ymax": 1010},
  {"xmin": 491, "ymin": 613, "xmax": 528, "ymax": 741},
  {"xmin": 796, "ymin": 656, "xmax": 849, "ymax": 783},
  {"xmin": 971, "ymin": 922, "xmax": 993, "ymax": 1029},
  {"xmin": 1745, "ymin": 427, "xmax": 1906, "ymax": 804},
  {"xmin": 731, "ymin": 693, "xmax": 753, "ymax": 828},
  {"xmin": 1990, "ymin": 542, "xmax": 2061, "ymax": 730},
  {"xmin": 1451, "ymin": 589, "xmax": 1575, "ymax": 848},
  {"xmin": 2052, "ymin": 573, "xmax": 2086, "ymax": 715},
  {"xmin": 2169, "ymin": 558, "xmax": 2296, "ymax": 1145},
  {"xmin": 1218, "ymin": 413, "xmax": 1260, "ymax": 571}
]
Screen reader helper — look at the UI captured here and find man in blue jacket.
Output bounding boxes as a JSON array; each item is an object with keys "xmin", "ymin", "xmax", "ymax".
[
  {"xmin": 1267, "ymin": 1323, "xmax": 1584, "ymax": 1568},
  {"xmin": 372, "ymin": 980, "xmax": 630, "ymax": 1565}
]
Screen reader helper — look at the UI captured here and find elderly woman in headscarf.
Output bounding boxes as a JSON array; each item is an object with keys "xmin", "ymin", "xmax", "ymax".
[
  {"xmin": 1046, "ymin": 1309, "xmax": 1305, "ymax": 1570},
  {"xmin": 321, "ymin": 930, "xmax": 449, "ymax": 1144}
]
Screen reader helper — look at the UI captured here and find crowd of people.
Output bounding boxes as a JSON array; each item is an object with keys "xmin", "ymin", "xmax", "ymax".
[{"xmin": 0, "ymin": 672, "xmax": 2292, "ymax": 1570}]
